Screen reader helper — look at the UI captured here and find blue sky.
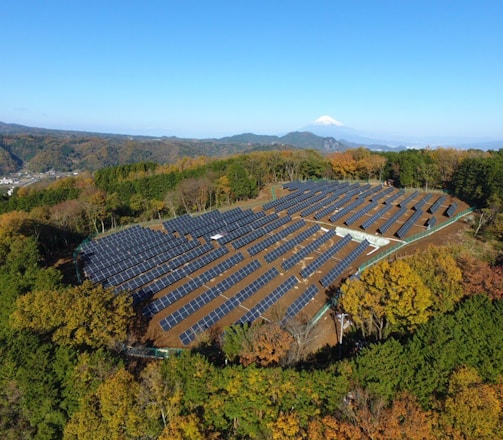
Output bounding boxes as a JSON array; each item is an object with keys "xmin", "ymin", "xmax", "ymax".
[{"xmin": 1, "ymin": 1, "xmax": 502, "ymax": 140}]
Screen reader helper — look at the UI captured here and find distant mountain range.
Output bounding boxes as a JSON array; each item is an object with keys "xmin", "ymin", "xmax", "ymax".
[{"xmin": 0, "ymin": 121, "xmax": 501, "ymax": 174}]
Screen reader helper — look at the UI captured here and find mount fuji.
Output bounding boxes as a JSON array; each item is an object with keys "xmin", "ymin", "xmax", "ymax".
[{"xmin": 302, "ymin": 115, "xmax": 403, "ymax": 147}]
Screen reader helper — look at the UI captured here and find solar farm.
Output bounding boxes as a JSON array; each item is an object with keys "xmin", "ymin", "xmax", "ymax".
[{"xmin": 80, "ymin": 180, "xmax": 470, "ymax": 347}]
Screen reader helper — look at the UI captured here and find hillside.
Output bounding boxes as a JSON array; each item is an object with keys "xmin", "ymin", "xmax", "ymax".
[{"xmin": 0, "ymin": 122, "xmax": 355, "ymax": 174}]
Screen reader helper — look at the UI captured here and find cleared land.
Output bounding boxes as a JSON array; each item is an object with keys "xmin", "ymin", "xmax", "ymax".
[{"xmin": 80, "ymin": 180, "xmax": 471, "ymax": 348}]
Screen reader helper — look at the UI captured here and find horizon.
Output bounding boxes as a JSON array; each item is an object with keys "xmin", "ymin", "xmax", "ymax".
[{"xmin": 1, "ymin": 1, "xmax": 503, "ymax": 140}]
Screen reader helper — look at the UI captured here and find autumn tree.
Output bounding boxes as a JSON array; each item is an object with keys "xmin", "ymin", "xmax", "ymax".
[
  {"xmin": 11, "ymin": 281, "xmax": 133, "ymax": 349},
  {"xmin": 340, "ymin": 259, "xmax": 432, "ymax": 339},
  {"xmin": 64, "ymin": 368, "xmax": 152, "ymax": 440},
  {"xmin": 406, "ymin": 245, "xmax": 465, "ymax": 314},
  {"xmin": 329, "ymin": 151, "xmax": 358, "ymax": 180},
  {"xmin": 437, "ymin": 366, "xmax": 503, "ymax": 439},
  {"xmin": 377, "ymin": 392, "xmax": 434, "ymax": 439},
  {"xmin": 457, "ymin": 254, "xmax": 503, "ymax": 300},
  {"xmin": 239, "ymin": 322, "xmax": 294, "ymax": 367}
]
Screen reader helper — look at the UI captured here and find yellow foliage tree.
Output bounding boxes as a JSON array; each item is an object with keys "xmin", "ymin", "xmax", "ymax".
[
  {"xmin": 11, "ymin": 281, "xmax": 133, "ymax": 349},
  {"xmin": 438, "ymin": 366, "xmax": 503, "ymax": 439},
  {"xmin": 406, "ymin": 245, "xmax": 464, "ymax": 314},
  {"xmin": 64, "ymin": 369, "xmax": 149, "ymax": 440},
  {"xmin": 341, "ymin": 259, "xmax": 432, "ymax": 339}
]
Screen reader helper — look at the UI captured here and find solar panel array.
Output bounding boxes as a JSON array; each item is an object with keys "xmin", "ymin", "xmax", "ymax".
[
  {"xmin": 425, "ymin": 216, "xmax": 437, "ymax": 228},
  {"xmin": 281, "ymin": 229, "xmax": 337, "ymax": 271},
  {"xmin": 159, "ymin": 260, "xmax": 262, "ymax": 332},
  {"xmin": 384, "ymin": 189, "xmax": 405, "ymax": 205},
  {"xmin": 142, "ymin": 253, "xmax": 245, "ymax": 318},
  {"xmin": 80, "ymin": 179, "xmax": 464, "ymax": 344},
  {"xmin": 112, "ymin": 240, "xmax": 206, "ymax": 292},
  {"xmin": 247, "ymin": 219, "xmax": 306, "ymax": 256},
  {"xmin": 235, "ymin": 275, "xmax": 298, "ymax": 325},
  {"xmin": 263, "ymin": 224, "xmax": 321, "ymax": 263},
  {"xmin": 104, "ymin": 239, "xmax": 199, "ymax": 288},
  {"xmin": 299, "ymin": 234, "xmax": 352, "ymax": 279},
  {"xmin": 320, "ymin": 239, "xmax": 370, "ymax": 288},
  {"xmin": 370, "ymin": 186, "xmax": 394, "ymax": 202},
  {"xmin": 412, "ymin": 194, "xmax": 433, "ymax": 211},
  {"xmin": 284, "ymin": 284, "xmax": 319, "ymax": 319},
  {"xmin": 179, "ymin": 267, "xmax": 280, "ymax": 344}
]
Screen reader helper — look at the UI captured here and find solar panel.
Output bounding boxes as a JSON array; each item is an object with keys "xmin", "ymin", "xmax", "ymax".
[
  {"xmin": 445, "ymin": 202, "xmax": 457, "ymax": 217},
  {"xmin": 179, "ymin": 268, "xmax": 280, "ymax": 344},
  {"xmin": 378, "ymin": 206, "xmax": 408, "ymax": 234},
  {"xmin": 329, "ymin": 198, "xmax": 366, "ymax": 222},
  {"xmin": 282, "ymin": 229, "xmax": 336, "ymax": 271},
  {"xmin": 247, "ymin": 219, "xmax": 305, "ymax": 256},
  {"xmin": 360, "ymin": 203, "xmax": 393, "ymax": 230},
  {"xmin": 320, "ymin": 239, "xmax": 370, "ymax": 288},
  {"xmin": 383, "ymin": 189, "xmax": 405, "ymax": 205},
  {"xmin": 344, "ymin": 201, "xmax": 378, "ymax": 226},
  {"xmin": 299, "ymin": 234, "xmax": 352, "ymax": 279},
  {"xmin": 398, "ymin": 191, "xmax": 419, "ymax": 208},
  {"xmin": 159, "ymin": 260, "xmax": 262, "ymax": 332},
  {"xmin": 264, "ymin": 224, "xmax": 320, "ymax": 263},
  {"xmin": 428, "ymin": 195, "xmax": 447, "ymax": 214},
  {"xmin": 284, "ymin": 284, "xmax": 319, "ymax": 319},
  {"xmin": 235, "ymin": 275, "xmax": 298, "ymax": 325},
  {"xmin": 395, "ymin": 209, "xmax": 423, "ymax": 239}
]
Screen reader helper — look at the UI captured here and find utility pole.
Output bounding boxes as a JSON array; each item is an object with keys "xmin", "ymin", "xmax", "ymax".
[{"xmin": 336, "ymin": 313, "xmax": 350, "ymax": 358}]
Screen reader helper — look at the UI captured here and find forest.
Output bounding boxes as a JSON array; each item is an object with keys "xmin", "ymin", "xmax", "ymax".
[{"xmin": 0, "ymin": 146, "xmax": 502, "ymax": 439}]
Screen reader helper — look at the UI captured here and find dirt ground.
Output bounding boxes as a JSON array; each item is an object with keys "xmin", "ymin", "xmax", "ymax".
[{"xmin": 128, "ymin": 183, "xmax": 471, "ymax": 352}]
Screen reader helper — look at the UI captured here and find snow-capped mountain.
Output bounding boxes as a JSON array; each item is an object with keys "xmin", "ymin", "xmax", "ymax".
[{"xmin": 303, "ymin": 115, "xmax": 401, "ymax": 147}]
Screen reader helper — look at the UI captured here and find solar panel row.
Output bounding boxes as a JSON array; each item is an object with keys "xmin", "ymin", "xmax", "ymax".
[
  {"xmin": 445, "ymin": 202, "xmax": 457, "ymax": 217},
  {"xmin": 370, "ymin": 186, "xmax": 394, "ymax": 202},
  {"xmin": 263, "ymin": 224, "xmax": 321, "ymax": 263},
  {"xmin": 235, "ymin": 275, "xmax": 299, "ymax": 325},
  {"xmin": 88, "ymin": 237, "xmax": 201, "ymax": 284},
  {"xmin": 281, "ymin": 229, "xmax": 336, "ymax": 271},
  {"xmin": 398, "ymin": 191, "xmax": 419, "ymax": 208},
  {"xmin": 132, "ymin": 244, "xmax": 227, "ymax": 303},
  {"xmin": 378, "ymin": 206, "xmax": 408, "ymax": 234},
  {"xmin": 412, "ymin": 193, "xmax": 433, "ymax": 211},
  {"xmin": 360, "ymin": 203, "xmax": 393, "ymax": 230},
  {"xmin": 344, "ymin": 201, "xmax": 378, "ymax": 226},
  {"xmin": 284, "ymin": 284, "xmax": 319, "ymax": 319},
  {"xmin": 247, "ymin": 219, "xmax": 306, "ymax": 256},
  {"xmin": 103, "ymin": 239, "xmax": 200, "ymax": 287},
  {"xmin": 320, "ymin": 239, "xmax": 370, "ymax": 288},
  {"xmin": 299, "ymin": 234, "xmax": 352, "ymax": 279},
  {"xmin": 428, "ymin": 195, "xmax": 447, "ymax": 214},
  {"xmin": 395, "ymin": 209, "xmax": 423, "ymax": 239},
  {"xmin": 232, "ymin": 215, "xmax": 291, "ymax": 249},
  {"xmin": 383, "ymin": 189, "xmax": 405, "ymax": 205},
  {"xmin": 329, "ymin": 198, "xmax": 366, "ymax": 222}
]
